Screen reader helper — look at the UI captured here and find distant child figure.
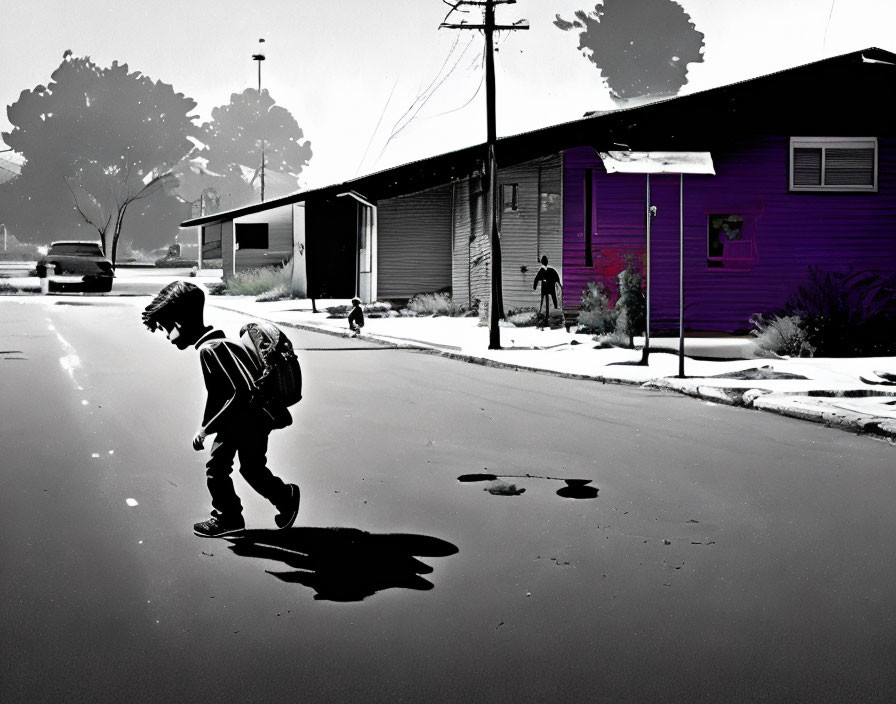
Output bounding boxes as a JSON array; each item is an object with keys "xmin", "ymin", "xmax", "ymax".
[
  {"xmin": 533, "ymin": 255, "xmax": 562, "ymax": 329},
  {"xmin": 142, "ymin": 281, "xmax": 301, "ymax": 538},
  {"xmin": 348, "ymin": 297, "xmax": 364, "ymax": 337}
]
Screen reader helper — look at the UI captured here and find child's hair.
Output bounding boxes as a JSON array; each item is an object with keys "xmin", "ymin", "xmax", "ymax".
[
  {"xmin": 142, "ymin": 280, "xmax": 205, "ymax": 332},
  {"xmin": 351, "ymin": 297, "xmax": 361, "ymax": 306},
  {"xmin": 540, "ymin": 255, "xmax": 549, "ymax": 266}
]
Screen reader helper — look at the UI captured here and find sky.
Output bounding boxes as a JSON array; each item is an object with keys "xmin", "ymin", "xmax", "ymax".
[{"xmin": 1, "ymin": 0, "xmax": 894, "ymax": 190}]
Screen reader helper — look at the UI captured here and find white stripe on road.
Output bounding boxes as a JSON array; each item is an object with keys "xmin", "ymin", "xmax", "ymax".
[{"xmin": 47, "ymin": 320, "xmax": 85, "ymax": 392}]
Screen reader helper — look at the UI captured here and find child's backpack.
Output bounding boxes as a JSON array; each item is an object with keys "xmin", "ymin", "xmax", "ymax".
[{"xmin": 239, "ymin": 321, "xmax": 303, "ymax": 408}]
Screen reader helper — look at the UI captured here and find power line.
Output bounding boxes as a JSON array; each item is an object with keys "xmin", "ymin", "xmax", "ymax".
[
  {"xmin": 418, "ymin": 50, "xmax": 485, "ymax": 120},
  {"xmin": 823, "ymin": 0, "xmax": 837, "ymax": 52},
  {"xmin": 355, "ymin": 80, "xmax": 399, "ymax": 176},
  {"xmin": 373, "ymin": 34, "xmax": 476, "ymax": 166},
  {"xmin": 387, "ymin": 36, "xmax": 476, "ymax": 138},
  {"xmin": 388, "ymin": 32, "xmax": 463, "ymax": 136}
]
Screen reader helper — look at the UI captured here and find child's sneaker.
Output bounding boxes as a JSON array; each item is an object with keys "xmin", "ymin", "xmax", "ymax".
[
  {"xmin": 275, "ymin": 484, "xmax": 301, "ymax": 529},
  {"xmin": 193, "ymin": 514, "xmax": 245, "ymax": 537}
]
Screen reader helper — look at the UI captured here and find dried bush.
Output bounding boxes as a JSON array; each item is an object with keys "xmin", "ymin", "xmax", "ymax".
[
  {"xmin": 614, "ymin": 255, "xmax": 646, "ymax": 348},
  {"xmin": 219, "ymin": 266, "xmax": 291, "ymax": 299},
  {"xmin": 577, "ymin": 280, "xmax": 616, "ymax": 334},
  {"xmin": 506, "ymin": 306, "xmax": 538, "ymax": 327},
  {"xmin": 405, "ymin": 292, "xmax": 467, "ymax": 317},
  {"xmin": 750, "ymin": 314, "xmax": 815, "ymax": 357}
]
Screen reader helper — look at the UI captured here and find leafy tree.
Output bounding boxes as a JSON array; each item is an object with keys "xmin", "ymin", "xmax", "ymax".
[
  {"xmin": 555, "ymin": 0, "xmax": 705, "ymax": 104},
  {"xmin": 183, "ymin": 89, "xmax": 312, "ymax": 213},
  {"xmin": 0, "ymin": 53, "xmax": 198, "ymax": 263}
]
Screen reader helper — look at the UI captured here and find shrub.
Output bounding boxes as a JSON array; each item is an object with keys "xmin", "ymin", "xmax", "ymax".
[
  {"xmin": 326, "ymin": 301, "xmax": 395, "ymax": 318},
  {"xmin": 405, "ymin": 291, "xmax": 467, "ymax": 316},
  {"xmin": 593, "ymin": 331, "xmax": 632, "ymax": 349},
  {"xmin": 220, "ymin": 266, "xmax": 292, "ymax": 299},
  {"xmin": 155, "ymin": 257, "xmax": 198, "ymax": 268},
  {"xmin": 256, "ymin": 284, "xmax": 291, "ymax": 302},
  {"xmin": 774, "ymin": 267, "xmax": 896, "ymax": 356},
  {"xmin": 0, "ymin": 242, "xmax": 42, "ymax": 261},
  {"xmin": 506, "ymin": 307, "xmax": 538, "ymax": 326},
  {"xmin": 577, "ymin": 280, "xmax": 616, "ymax": 334},
  {"xmin": 750, "ymin": 314, "xmax": 815, "ymax": 357},
  {"xmin": 614, "ymin": 255, "xmax": 646, "ymax": 348},
  {"xmin": 206, "ymin": 281, "xmax": 228, "ymax": 296}
]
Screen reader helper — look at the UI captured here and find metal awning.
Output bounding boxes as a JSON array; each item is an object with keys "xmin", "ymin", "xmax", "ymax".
[{"xmin": 599, "ymin": 150, "xmax": 715, "ymax": 175}]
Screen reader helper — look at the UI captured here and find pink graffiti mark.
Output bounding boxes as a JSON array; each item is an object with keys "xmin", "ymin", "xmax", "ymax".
[{"xmin": 588, "ymin": 248, "xmax": 645, "ymax": 306}]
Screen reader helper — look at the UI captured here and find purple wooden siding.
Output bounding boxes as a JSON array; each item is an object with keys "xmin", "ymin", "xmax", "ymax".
[
  {"xmin": 563, "ymin": 138, "xmax": 896, "ymax": 333},
  {"xmin": 563, "ymin": 147, "xmax": 647, "ymax": 311}
]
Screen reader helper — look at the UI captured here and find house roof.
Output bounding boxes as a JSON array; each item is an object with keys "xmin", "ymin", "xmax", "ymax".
[
  {"xmin": 0, "ymin": 152, "xmax": 23, "ymax": 186},
  {"xmin": 182, "ymin": 47, "xmax": 896, "ymax": 229}
]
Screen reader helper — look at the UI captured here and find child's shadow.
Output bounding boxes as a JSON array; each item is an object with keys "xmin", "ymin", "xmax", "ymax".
[{"xmin": 226, "ymin": 527, "xmax": 459, "ymax": 602}]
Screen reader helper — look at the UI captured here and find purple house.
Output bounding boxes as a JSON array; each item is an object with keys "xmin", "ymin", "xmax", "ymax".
[{"xmin": 549, "ymin": 47, "xmax": 896, "ymax": 333}]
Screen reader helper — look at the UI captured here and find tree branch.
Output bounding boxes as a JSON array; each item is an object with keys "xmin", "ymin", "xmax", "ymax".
[
  {"xmin": 64, "ymin": 176, "xmax": 105, "ymax": 232},
  {"xmin": 129, "ymin": 172, "xmax": 172, "ymax": 204}
]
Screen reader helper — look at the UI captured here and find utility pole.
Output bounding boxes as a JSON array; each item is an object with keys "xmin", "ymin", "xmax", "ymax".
[
  {"xmin": 441, "ymin": 0, "xmax": 528, "ymax": 349},
  {"xmin": 252, "ymin": 39, "xmax": 266, "ymax": 202}
]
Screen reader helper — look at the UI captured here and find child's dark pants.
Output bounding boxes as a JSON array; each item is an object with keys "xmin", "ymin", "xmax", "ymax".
[{"xmin": 205, "ymin": 416, "xmax": 290, "ymax": 518}]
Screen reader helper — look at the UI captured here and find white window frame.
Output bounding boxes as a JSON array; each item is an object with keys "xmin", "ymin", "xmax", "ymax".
[{"xmin": 789, "ymin": 137, "xmax": 878, "ymax": 192}]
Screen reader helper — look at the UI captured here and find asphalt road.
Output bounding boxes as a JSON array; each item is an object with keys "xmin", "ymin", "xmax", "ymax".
[{"xmin": 2, "ymin": 294, "xmax": 895, "ymax": 703}]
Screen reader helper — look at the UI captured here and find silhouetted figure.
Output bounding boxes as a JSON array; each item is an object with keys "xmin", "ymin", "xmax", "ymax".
[
  {"xmin": 348, "ymin": 297, "xmax": 364, "ymax": 337},
  {"xmin": 533, "ymin": 255, "xmax": 562, "ymax": 329},
  {"xmin": 142, "ymin": 281, "xmax": 301, "ymax": 538}
]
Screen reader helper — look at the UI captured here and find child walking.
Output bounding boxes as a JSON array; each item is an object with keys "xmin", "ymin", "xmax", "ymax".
[
  {"xmin": 348, "ymin": 297, "xmax": 364, "ymax": 337},
  {"xmin": 142, "ymin": 281, "xmax": 301, "ymax": 537}
]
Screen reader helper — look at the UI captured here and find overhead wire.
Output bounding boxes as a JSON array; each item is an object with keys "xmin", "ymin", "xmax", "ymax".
[
  {"xmin": 373, "ymin": 31, "xmax": 477, "ymax": 166},
  {"xmin": 418, "ymin": 49, "xmax": 485, "ymax": 119},
  {"xmin": 354, "ymin": 80, "xmax": 399, "ymax": 176},
  {"xmin": 386, "ymin": 32, "xmax": 463, "ymax": 139},
  {"xmin": 387, "ymin": 35, "xmax": 476, "ymax": 137}
]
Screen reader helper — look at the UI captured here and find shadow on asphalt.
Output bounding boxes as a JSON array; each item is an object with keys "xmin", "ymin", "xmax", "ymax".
[{"xmin": 226, "ymin": 527, "xmax": 459, "ymax": 602}]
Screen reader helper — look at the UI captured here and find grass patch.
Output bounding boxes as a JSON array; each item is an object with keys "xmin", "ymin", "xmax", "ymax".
[
  {"xmin": 0, "ymin": 281, "xmax": 40, "ymax": 295},
  {"xmin": 404, "ymin": 292, "xmax": 469, "ymax": 316},
  {"xmin": 216, "ymin": 266, "xmax": 292, "ymax": 300}
]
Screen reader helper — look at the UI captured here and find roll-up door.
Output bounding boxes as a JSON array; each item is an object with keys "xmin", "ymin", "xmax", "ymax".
[{"xmin": 377, "ymin": 185, "xmax": 452, "ymax": 299}]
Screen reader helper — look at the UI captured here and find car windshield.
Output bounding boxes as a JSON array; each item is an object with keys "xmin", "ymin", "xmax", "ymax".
[{"xmin": 49, "ymin": 243, "xmax": 104, "ymax": 257}]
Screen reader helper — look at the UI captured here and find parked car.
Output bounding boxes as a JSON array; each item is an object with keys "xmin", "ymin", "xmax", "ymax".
[{"xmin": 36, "ymin": 241, "xmax": 115, "ymax": 293}]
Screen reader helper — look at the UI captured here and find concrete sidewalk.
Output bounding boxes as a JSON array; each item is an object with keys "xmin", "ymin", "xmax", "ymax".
[{"xmin": 205, "ymin": 295, "xmax": 896, "ymax": 443}]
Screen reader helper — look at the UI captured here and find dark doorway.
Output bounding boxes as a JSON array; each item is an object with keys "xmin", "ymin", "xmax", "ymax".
[{"xmin": 306, "ymin": 198, "xmax": 359, "ymax": 299}]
